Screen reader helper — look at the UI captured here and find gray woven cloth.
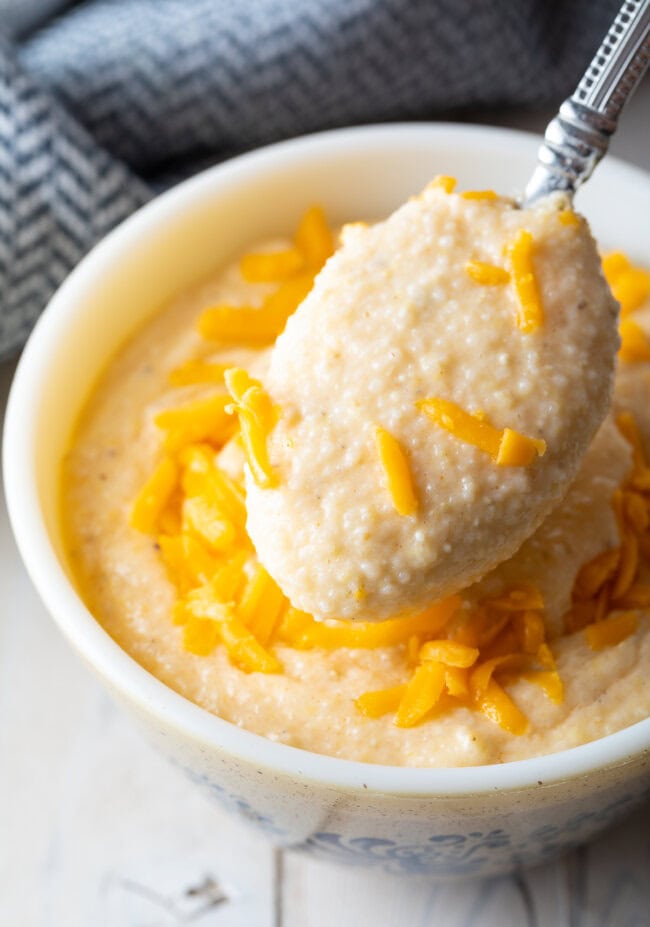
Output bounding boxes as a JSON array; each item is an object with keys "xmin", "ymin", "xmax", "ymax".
[{"xmin": 0, "ymin": 0, "xmax": 620, "ymax": 359}]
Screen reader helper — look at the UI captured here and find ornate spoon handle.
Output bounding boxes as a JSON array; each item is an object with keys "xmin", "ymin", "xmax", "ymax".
[{"xmin": 523, "ymin": 0, "xmax": 650, "ymax": 206}]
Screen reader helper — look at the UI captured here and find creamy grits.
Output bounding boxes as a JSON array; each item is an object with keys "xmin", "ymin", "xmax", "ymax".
[
  {"xmin": 248, "ymin": 187, "xmax": 619, "ymax": 621},
  {"xmin": 61, "ymin": 223, "xmax": 650, "ymax": 768}
]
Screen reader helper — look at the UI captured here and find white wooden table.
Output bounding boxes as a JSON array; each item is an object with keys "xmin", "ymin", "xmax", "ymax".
[{"xmin": 2, "ymin": 87, "xmax": 650, "ymax": 926}]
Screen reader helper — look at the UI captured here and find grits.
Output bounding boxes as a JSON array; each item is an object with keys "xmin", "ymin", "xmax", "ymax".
[
  {"xmin": 249, "ymin": 188, "xmax": 619, "ymax": 621},
  {"xmin": 61, "ymin": 241, "xmax": 650, "ymax": 767}
]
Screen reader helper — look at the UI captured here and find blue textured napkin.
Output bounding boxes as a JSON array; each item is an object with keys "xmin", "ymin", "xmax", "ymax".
[{"xmin": 0, "ymin": 0, "xmax": 620, "ymax": 359}]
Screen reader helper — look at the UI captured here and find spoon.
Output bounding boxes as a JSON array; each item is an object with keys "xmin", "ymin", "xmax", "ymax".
[
  {"xmin": 524, "ymin": 0, "xmax": 650, "ymax": 206},
  {"xmin": 243, "ymin": 2, "xmax": 648, "ymax": 623}
]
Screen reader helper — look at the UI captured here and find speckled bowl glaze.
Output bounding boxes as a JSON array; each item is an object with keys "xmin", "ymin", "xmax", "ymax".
[{"xmin": 4, "ymin": 125, "xmax": 650, "ymax": 879}]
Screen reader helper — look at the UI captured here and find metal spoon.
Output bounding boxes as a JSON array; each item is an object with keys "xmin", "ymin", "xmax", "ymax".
[{"xmin": 524, "ymin": 0, "xmax": 650, "ymax": 206}]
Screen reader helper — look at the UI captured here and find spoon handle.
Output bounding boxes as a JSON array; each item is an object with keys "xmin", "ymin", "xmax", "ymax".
[{"xmin": 524, "ymin": 0, "xmax": 650, "ymax": 206}]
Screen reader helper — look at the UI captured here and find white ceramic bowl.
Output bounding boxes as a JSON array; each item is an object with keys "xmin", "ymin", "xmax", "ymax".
[{"xmin": 4, "ymin": 124, "xmax": 650, "ymax": 879}]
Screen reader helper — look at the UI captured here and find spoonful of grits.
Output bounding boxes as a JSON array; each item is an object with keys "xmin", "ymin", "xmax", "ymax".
[{"xmin": 228, "ymin": 2, "xmax": 649, "ymax": 622}]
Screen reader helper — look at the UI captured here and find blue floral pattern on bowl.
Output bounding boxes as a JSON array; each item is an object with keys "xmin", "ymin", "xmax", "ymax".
[
  {"xmin": 177, "ymin": 760, "xmax": 650, "ymax": 876},
  {"xmin": 300, "ymin": 830, "xmax": 510, "ymax": 876}
]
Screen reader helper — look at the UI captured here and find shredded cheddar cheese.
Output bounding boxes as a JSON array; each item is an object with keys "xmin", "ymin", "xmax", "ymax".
[
  {"xmin": 154, "ymin": 394, "xmax": 234, "ymax": 452},
  {"xmin": 130, "ymin": 457, "xmax": 178, "ymax": 534},
  {"xmin": 474, "ymin": 679, "xmax": 528, "ymax": 736},
  {"xmin": 465, "ymin": 261, "xmax": 510, "ymax": 286},
  {"xmin": 460, "ymin": 190, "xmax": 498, "ymax": 200},
  {"xmin": 277, "ymin": 597, "xmax": 460, "ymax": 651},
  {"xmin": 417, "ymin": 397, "xmax": 545, "ymax": 466},
  {"xmin": 224, "ymin": 368, "xmax": 278, "ymax": 489},
  {"xmin": 168, "ymin": 360, "xmax": 229, "ymax": 386},
  {"xmin": 182, "ymin": 495, "xmax": 236, "ymax": 550},
  {"xmin": 506, "ymin": 229, "xmax": 544, "ymax": 333},
  {"xmin": 159, "ymin": 533, "xmax": 219, "ymax": 594},
  {"xmin": 602, "ymin": 251, "xmax": 650, "ymax": 317},
  {"xmin": 374, "ymin": 426, "xmax": 418, "ymax": 515},
  {"xmin": 240, "ymin": 248, "xmax": 304, "ymax": 283},
  {"xmin": 198, "ymin": 275, "xmax": 314, "ymax": 346},
  {"xmin": 572, "ymin": 547, "xmax": 620, "ymax": 601},
  {"xmin": 427, "ymin": 175, "xmax": 456, "ymax": 194},
  {"xmin": 444, "ymin": 666, "xmax": 469, "ymax": 697},
  {"xmin": 197, "ymin": 305, "xmax": 284, "ymax": 345},
  {"xmin": 394, "ymin": 661, "xmax": 447, "ymax": 728},
  {"xmin": 198, "ymin": 231, "xmax": 317, "ymax": 346},
  {"xmin": 419, "ymin": 640, "xmax": 479, "ymax": 667},
  {"xmin": 355, "ymin": 685, "xmax": 406, "ymax": 718},
  {"xmin": 496, "ymin": 428, "xmax": 547, "ymax": 466},
  {"xmin": 558, "ymin": 209, "xmax": 580, "ymax": 227},
  {"xmin": 585, "ymin": 611, "xmax": 639, "ymax": 650},
  {"xmin": 619, "ymin": 319, "xmax": 650, "ymax": 363},
  {"xmin": 130, "ymin": 214, "xmax": 649, "ymax": 738},
  {"xmin": 563, "ymin": 409, "xmax": 649, "ymax": 649},
  {"xmin": 294, "ymin": 206, "xmax": 334, "ymax": 269}
]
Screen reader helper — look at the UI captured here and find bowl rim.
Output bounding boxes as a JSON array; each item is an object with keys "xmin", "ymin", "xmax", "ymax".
[{"xmin": 4, "ymin": 121, "xmax": 650, "ymax": 796}]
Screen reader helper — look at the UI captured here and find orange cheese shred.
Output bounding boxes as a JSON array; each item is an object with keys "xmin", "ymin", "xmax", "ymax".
[
  {"xmin": 219, "ymin": 618, "xmax": 283, "ymax": 674},
  {"xmin": 419, "ymin": 639, "xmax": 479, "ymax": 668},
  {"xmin": 198, "ymin": 274, "xmax": 314, "ymax": 347},
  {"xmin": 197, "ymin": 305, "xmax": 283, "ymax": 345},
  {"xmin": 482, "ymin": 586, "xmax": 545, "ymax": 612},
  {"xmin": 444, "ymin": 666, "xmax": 470, "ymax": 698},
  {"xmin": 355, "ymin": 685, "xmax": 407, "ymax": 718},
  {"xmin": 585, "ymin": 611, "xmax": 638, "ymax": 650},
  {"xmin": 611, "ymin": 533, "xmax": 639, "ymax": 600},
  {"xmin": 614, "ymin": 270, "xmax": 650, "ymax": 317},
  {"xmin": 182, "ymin": 557, "xmax": 247, "ymax": 617},
  {"xmin": 240, "ymin": 248, "xmax": 304, "ymax": 283},
  {"xmin": 613, "ymin": 584, "xmax": 650, "ymax": 609},
  {"xmin": 496, "ymin": 428, "xmax": 546, "ymax": 466},
  {"xmin": 602, "ymin": 251, "xmax": 650, "ymax": 317},
  {"xmin": 417, "ymin": 397, "xmax": 545, "ymax": 466},
  {"xmin": 474, "ymin": 679, "xmax": 528, "ymax": 735},
  {"xmin": 262, "ymin": 273, "xmax": 315, "ymax": 322},
  {"xmin": 518, "ymin": 670, "xmax": 564, "ymax": 703},
  {"xmin": 225, "ymin": 368, "xmax": 278, "ymax": 489},
  {"xmin": 240, "ymin": 566, "xmax": 286, "ymax": 646},
  {"xmin": 465, "ymin": 261, "xmax": 510, "ymax": 286},
  {"xmin": 512, "ymin": 610, "xmax": 546, "ymax": 654},
  {"xmin": 558, "ymin": 209, "xmax": 580, "ymax": 227},
  {"xmin": 615, "ymin": 411, "xmax": 650, "ymax": 492},
  {"xmin": 506, "ymin": 229, "xmax": 544, "ymax": 333},
  {"xmin": 179, "ymin": 446, "xmax": 248, "ymax": 534},
  {"xmin": 460, "ymin": 190, "xmax": 498, "ymax": 201},
  {"xmin": 394, "ymin": 661, "xmax": 446, "ymax": 728},
  {"xmin": 469, "ymin": 653, "xmax": 528, "ymax": 699},
  {"xmin": 602, "ymin": 251, "xmax": 631, "ymax": 281},
  {"xmin": 182, "ymin": 495, "xmax": 236, "ymax": 551},
  {"xmin": 426, "ymin": 175, "xmax": 456, "ymax": 193},
  {"xmin": 417, "ymin": 397, "xmax": 501, "ymax": 457},
  {"xmin": 619, "ymin": 319, "xmax": 650, "ymax": 363},
  {"xmin": 374, "ymin": 426, "xmax": 418, "ymax": 515},
  {"xmin": 154, "ymin": 394, "xmax": 234, "ymax": 452},
  {"xmin": 168, "ymin": 360, "xmax": 229, "ymax": 386},
  {"xmin": 158, "ymin": 532, "xmax": 219, "ymax": 594},
  {"xmin": 622, "ymin": 490, "xmax": 649, "ymax": 534},
  {"xmin": 294, "ymin": 205, "xmax": 334, "ymax": 269},
  {"xmin": 572, "ymin": 547, "xmax": 620, "ymax": 601},
  {"xmin": 238, "ymin": 563, "xmax": 272, "ymax": 627},
  {"xmin": 130, "ymin": 457, "xmax": 178, "ymax": 534},
  {"xmin": 183, "ymin": 616, "xmax": 222, "ymax": 656},
  {"xmin": 278, "ymin": 596, "xmax": 460, "ymax": 651}
]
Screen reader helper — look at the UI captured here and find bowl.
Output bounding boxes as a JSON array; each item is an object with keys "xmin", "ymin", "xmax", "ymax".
[{"xmin": 4, "ymin": 124, "xmax": 650, "ymax": 879}]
